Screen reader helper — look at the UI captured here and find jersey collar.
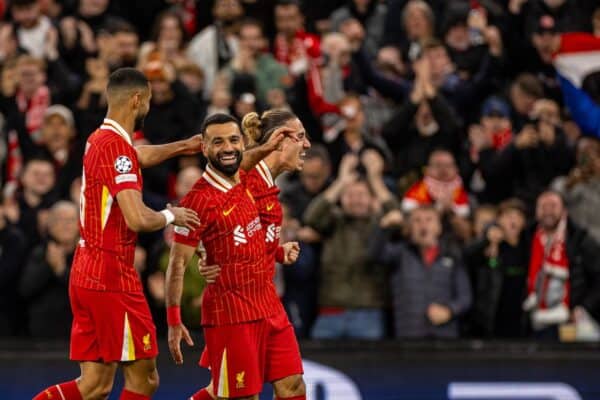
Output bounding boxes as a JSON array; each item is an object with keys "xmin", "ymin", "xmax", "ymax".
[
  {"xmin": 101, "ymin": 118, "xmax": 133, "ymax": 146},
  {"xmin": 203, "ymin": 164, "xmax": 234, "ymax": 193},
  {"xmin": 256, "ymin": 160, "xmax": 274, "ymax": 188}
]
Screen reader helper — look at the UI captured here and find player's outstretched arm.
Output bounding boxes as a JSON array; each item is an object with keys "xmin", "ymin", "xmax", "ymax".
[
  {"xmin": 240, "ymin": 127, "xmax": 292, "ymax": 171},
  {"xmin": 165, "ymin": 242, "xmax": 196, "ymax": 364},
  {"xmin": 116, "ymin": 189, "xmax": 201, "ymax": 232},
  {"xmin": 135, "ymin": 134, "xmax": 202, "ymax": 169}
]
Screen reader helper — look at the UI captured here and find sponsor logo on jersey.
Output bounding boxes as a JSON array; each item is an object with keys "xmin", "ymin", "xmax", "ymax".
[
  {"xmin": 233, "ymin": 225, "xmax": 247, "ymax": 246},
  {"xmin": 223, "ymin": 205, "xmax": 236, "ymax": 216},
  {"xmin": 266, "ymin": 203, "xmax": 275, "ymax": 211},
  {"xmin": 236, "ymin": 371, "xmax": 245, "ymax": 389},
  {"xmin": 265, "ymin": 223, "xmax": 281, "ymax": 243}
]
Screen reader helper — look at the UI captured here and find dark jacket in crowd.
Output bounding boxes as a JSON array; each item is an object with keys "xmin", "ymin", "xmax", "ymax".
[
  {"xmin": 382, "ymin": 94, "xmax": 461, "ymax": 179},
  {"xmin": 18, "ymin": 242, "xmax": 74, "ymax": 338},
  {"xmin": 142, "ymin": 80, "xmax": 203, "ymax": 198},
  {"xmin": 464, "ymin": 233, "xmax": 530, "ymax": 338},
  {"xmin": 479, "ymin": 131, "xmax": 574, "ymax": 206},
  {"xmin": 369, "ymin": 227, "xmax": 472, "ymax": 338},
  {"xmin": 303, "ymin": 195, "xmax": 395, "ymax": 310},
  {"xmin": 0, "ymin": 223, "xmax": 26, "ymax": 336}
]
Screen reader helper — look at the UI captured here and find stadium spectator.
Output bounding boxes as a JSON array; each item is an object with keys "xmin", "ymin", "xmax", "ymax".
[
  {"xmin": 478, "ymin": 103, "xmax": 574, "ymax": 207},
  {"xmin": 10, "ymin": 0, "xmax": 52, "ymax": 59},
  {"xmin": 75, "ymin": 57, "xmax": 109, "ymax": 137},
  {"xmin": 397, "ymin": 0, "xmax": 436, "ymax": 62},
  {"xmin": 281, "ymin": 144, "xmax": 332, "ymax": 221},
  {"xmin": 10, "ymin": 157, "xmax": 57, "ymax": 249},
  {"xmin": 324, "ymin": 94, "xmax": 390, "ymax": 174},
  {"xmin": 177, "ymin": 62, "xmax": 205, "ymax": 104},
  {"xmin": 552, "ymin": 137, "xmax": 600, "ymax": 244},
  {"xmin": 368, "ymin": 205, "xmax": 472, "ymax": 338},
  {"xmin": 220, "ymin": 19, "xmax": 288, "ymax": 106},
  {"xmin": 140, "ymin": 55, "xmax": 202, "ymax": 199},
  {"xmin": 402, "ymin": 149, "xmax": 470, "ymax": 218},
  {"xmin": 186, "ymin": 0, "xmax": 242, "ymax": 99},
  {"xmin": 18, "ymin": 200, "xmax": 78, "ymax": 338},
  {"xmin": 104, "ymin": 21, "xmax": 140, "ymax": 70},
  {"xmin": 280, "ymin": 201, "xmax": 318, "ymax": 338},
  {"xmin": 304, "ymin": 151, "xmax": 397, "ymax": 339},
  {"xmin": 38, "ymin": 105, "xmax": 81, "ymax": 199},
  {"xmin": 524, "ymin": 191, "xmax": 600, "ymax": 340},
  {"xmin": 382, "ymin": 55, "xmax": 461, "ymax": 181},
  {"xmin": 466, "ymin": 199, "xmax": 530, "ymax": 338},
  {"xmin": 464, "ymin": 96, "xmax": 514, "ymax": 203},
  {"xmin": 0, "ymin": 193, "xmax": 26, "ymax": 337},
  {"xmin": 140, "ymin": 10, "xmax": 190, "ymax": 69},
  {"xmin": 508, "ymin": 73, "xmax": 545, "ymax": 131},
  {"xmin": 330, "ymin": 0, "xmax": 387, "ymax": 58}
]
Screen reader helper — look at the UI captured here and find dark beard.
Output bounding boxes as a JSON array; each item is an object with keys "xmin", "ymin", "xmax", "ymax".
[
  {"xmin": 209, "ymin": 151, "xmax": 242, "ymax": 177},
  {"xmin": 134, "ymin": 114, "xmax": 146, "ymax": 131}
]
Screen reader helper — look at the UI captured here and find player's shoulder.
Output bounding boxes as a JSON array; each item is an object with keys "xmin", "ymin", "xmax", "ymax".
[{"xmin": 180, "ymin": 178, "xmax": 216, "ymax": 207}]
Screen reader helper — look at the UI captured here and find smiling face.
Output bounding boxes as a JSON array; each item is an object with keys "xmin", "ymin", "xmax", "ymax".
[
  {"xmin": 202, "ymin": 121, "xmax": 245, "ymax": 177},
  {"xmin": 279, "ymin": 118, "xmax": 311, "ymax": 172}
]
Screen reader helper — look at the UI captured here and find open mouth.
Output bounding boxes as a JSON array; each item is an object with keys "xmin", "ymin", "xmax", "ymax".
[{"xmin": 219, "ymin": 153, "xmax": 238, "ymax": 165}]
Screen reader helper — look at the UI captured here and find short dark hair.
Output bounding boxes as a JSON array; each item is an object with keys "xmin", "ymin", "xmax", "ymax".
[
  {"xmin": 276, "ymin": 0, "xmax": 302, "ymax": 11},
  {"xmin": 150, "ymin": 10, "xmax": 188, "ymax": 46},
  {"xmin": 109, "ymin": 20, "xmax": 138, "ymax": 36},
  {"xmin": 304, "ymin": 144, "xmax": 330, "ymax": 165},
  {"xmin": 200, "ymin": 113, "xmax": 240, "ymax": 135},
  {"xmin": 107, "ymin": 68, "xmax": 149, "ymax": 96},
  {"xmin": 11, "ymin": 0, "xmax": 37, "ymax": 8},
  {"xmin": 513, "ymin": 73, "xmax": 544, "ymax": 99}
]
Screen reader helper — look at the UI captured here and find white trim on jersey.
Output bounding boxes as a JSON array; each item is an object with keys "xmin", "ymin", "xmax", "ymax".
[
  {"xmin": 204, "ymin": 165, "xmax": 234, "ymax": 192},
  {"xmin": 101, "ymin": 118, "xmax": 133, "ymax": 146},
  {"xmin": 256, "ymin": 160, "xmax": 274, "ymax": 187}
]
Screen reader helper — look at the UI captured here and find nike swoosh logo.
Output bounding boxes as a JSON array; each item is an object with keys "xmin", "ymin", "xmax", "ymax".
[
  {"xmin": 266, "ymin": 203, "xmax": 275, "ymax": 211},
  {"xmin": 223, "ymin": 205, "xmax": 236, "ymax": 216}
]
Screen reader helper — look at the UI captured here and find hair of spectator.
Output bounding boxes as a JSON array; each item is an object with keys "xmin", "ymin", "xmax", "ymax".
[
  {"xmin": 20, "ymin": 156, "xmax": 54, "ymax": 178},
  {"xmin": 402, "ymin": 0, "xmax": 435, "ymax": 29},
  {"xmin": 16, "ymin": 55, "xmax": 46, "ymax": 72},
  {"xmin": 108, "ymin": 20, "xmax": 138, "ymax": 36},
  {"xmin": 241, "ymin": 109, "xmax": 297, "ymax": 146},
  {"xmin": 48, "ymin": 201, "xmax": 78, "ymax": 225},
  {"xmin": 537, "ymin": 189, "xmax": 566, "ymax": 207},
  {"xmin": 239, "ymin": 17, "xmax": 264, "ymax": 34},
  {"xmin": 421, "ymin": 37, "xmax": 445, "ymax": 51},
  {"xmin": 106, "ymin": 67, "xmax": 149, "ymax": 103},
  {"xmin": 177, "ymin": 62, "xmax": 204, "ymax": 80},
  {"xmin": 409, "ymin": 204, "xmax": 441, "ymax": 219},
  {"xmin": 276, "ymin": 0, "xmax": 303, "ymax": 10},
  {"xmin": 150, "ymin": 10, "xmax": 188, "ymax": 46},
  {"xmin": 200, "ymin": 113, "xmax": 241, "ymax": 136},
  {"xmin": 497, "ymin": 198, "xmax": 527, "ymax": 217},
  {"xmin": 304, "ymin": 143, "xmax": 331, "ymax": 165},
  {"xmin": 513, "ymin": 73, "xmax": 544, "ymax": 99},
  {"xmin": 11, "ymin": 0, "xmax": 37, "ymax": 8},
  {"xmin": 428, "ymin": 147, "xmax": 455, "ymax": 163}
]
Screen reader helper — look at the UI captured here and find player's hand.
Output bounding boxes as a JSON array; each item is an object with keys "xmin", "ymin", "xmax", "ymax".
[
  {"xmin": 427, "ymin": 303, "xmax": 452, "ymax": 326},
  {"xmin": 197, "ymin": 256, "xmax": 221, "ymax": 283},
  {"xmin": 281, "ymin": 241, "xmax": 300, "ymax": 265},
  {"xmin": 168, "ymin": 204, "xmax": 201, "ymax": 229},
  {"xmin": 265, "ymin": 127, "xmax": 294, "ymax": 151},
  {"xmin": 182, "ymin": 134, "xmax": 203, "ymax": 155},
  {"xmin": 168, "ymin": 323, "xmax": 194, "ymax": 365}
]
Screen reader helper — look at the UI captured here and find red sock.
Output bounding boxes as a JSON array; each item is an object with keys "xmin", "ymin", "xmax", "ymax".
[
  {"xmin": 190, "ymin": 387, "xmax": 213, "ymax": 400},
  {"xmin": 275, "ymin": 396, "xmax": 306, "ymax": 400},
  {"xmin": 119, "ymin": 389, "xmax": 151, "ymax": 400},
  {"xmin": 33, "ymin": 380, "xmax": 82, "ymax": 400}
]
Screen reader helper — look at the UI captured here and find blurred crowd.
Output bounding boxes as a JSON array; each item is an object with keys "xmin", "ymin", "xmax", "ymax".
[{"xmin": 1, "ymin": 0, "xmax": 600, "ymax": 342}]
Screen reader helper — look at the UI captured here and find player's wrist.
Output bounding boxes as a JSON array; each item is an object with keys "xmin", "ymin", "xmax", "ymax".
[
  {"xmin": 166, "ymin": 305, "xmax": 182, "ymax": 326},
  {"xmin": 160, "ymin": 209, "xmax": 175, "ymax": 226}
]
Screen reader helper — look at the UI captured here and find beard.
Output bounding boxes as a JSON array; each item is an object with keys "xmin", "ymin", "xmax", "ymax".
[
  {"xmin": 209, "ymin": 150, "xmax": 242, "ymax": 177},
  {"xmin": 134, "ymin": 113, "xmax": 146, "ymax": 131}
]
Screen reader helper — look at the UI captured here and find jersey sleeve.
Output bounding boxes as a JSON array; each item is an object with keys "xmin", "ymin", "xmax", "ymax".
[
  {"xmin": 173, "ymin": 191, "xmax": 209, "ymax": 248},
  {"xmin": 99, "ymin": 140, "xmax": 142, "ymax": 197}
]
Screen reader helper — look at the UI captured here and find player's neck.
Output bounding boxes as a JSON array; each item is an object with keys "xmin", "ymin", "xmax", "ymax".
[
  {"xmin": 105, "ymin": 110, "xmax": 135, "ymax": 141},
  {"xmin": 264, "ymin": 156, "xmax": 283, "ymax": 179}
]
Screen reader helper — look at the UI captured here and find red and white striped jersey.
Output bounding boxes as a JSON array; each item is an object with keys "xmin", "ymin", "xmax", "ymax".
[
  {"xmin": 173, "ymin": 165, "xmax": 283, "ymax": 326},
  {"xmin": 70, "ymin": 118, "xmax": 143, "ymax": 292}
]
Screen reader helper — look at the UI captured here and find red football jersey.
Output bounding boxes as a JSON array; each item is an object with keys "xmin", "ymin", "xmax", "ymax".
[
  {"xmin": 70, "ymin": 119, "xmax": 143, "ymax": 292},
  {"xmin": 173, "ymin": 165, "xmax": 283, "ymax": 326},
  {"xmin": 246, "ymin": 161, "xmax": 282, "ymax": 277}
]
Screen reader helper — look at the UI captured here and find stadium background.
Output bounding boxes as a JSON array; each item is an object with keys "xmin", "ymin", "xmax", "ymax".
[{"xmin": 2, "ymin": 0, "xmax": 600, "ymax": 398}]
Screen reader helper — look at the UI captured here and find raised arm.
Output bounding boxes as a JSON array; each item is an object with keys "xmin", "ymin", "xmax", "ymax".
[
  {"xmin": 135, "ymin": 134, "xmax": 202, "ymax": 169},
  {"xmin": 116, "ymin": 189, "xmax": 200, "ymax": 232},
  {"xmin": 165, "ymin": 242, "xmax": 197, "ymax": 364},
  {"xmin": 240, "ymin": 127, "xmax": 291, "ymax": 171}
]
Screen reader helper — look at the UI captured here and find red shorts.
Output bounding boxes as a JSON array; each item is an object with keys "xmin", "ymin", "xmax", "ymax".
[
  {"xmin": 69, "ymin": 285, "xmax": 158, "ymax": 363},
  {"xmin": 200, "ymin": 311, "xmax": 303, "ymax": 398}
]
